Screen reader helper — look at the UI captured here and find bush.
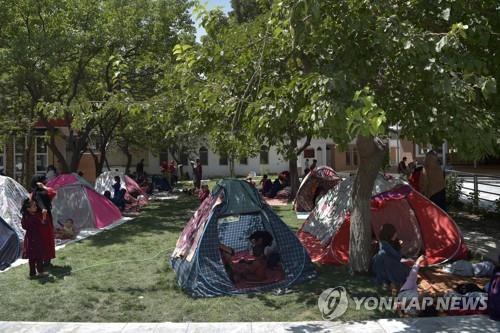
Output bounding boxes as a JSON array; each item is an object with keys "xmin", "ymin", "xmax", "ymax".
[
  {"xmin": 495, "ymin": 198, "xmax": 500, "ymax": 215},
  {"xmin": 446, "ymin": 174, "xmax": 463, "ymax": 208}
]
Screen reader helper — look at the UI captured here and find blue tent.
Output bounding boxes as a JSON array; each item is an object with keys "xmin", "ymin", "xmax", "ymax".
[
  {"xmin": 152, "ymin": 175, "xmax": 171, "ymax": 192},
  {"xmin": 0, "ymin": 216, "xmax": 21, "ymax": 271},
  {"xmin": 171, "ymin": 179, "xmax": 317, "ymax": 297}
]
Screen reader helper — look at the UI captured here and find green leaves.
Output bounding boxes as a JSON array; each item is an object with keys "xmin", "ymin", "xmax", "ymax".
[
  {"xmin": 346, "ymin": 87, "xmax": 386, "ymax": 139},
  {"xmin": 481, "ymin": 78, "xmax": 497, "ymax": 99}
]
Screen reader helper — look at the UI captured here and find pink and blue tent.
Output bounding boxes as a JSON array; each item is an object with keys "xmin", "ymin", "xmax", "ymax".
[{"xmin": 47, "ymin": 174, "xmax": 122, "ymax": 231}]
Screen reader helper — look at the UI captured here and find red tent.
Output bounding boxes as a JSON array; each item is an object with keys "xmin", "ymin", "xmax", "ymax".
[{"xmin": 298, "ymin": 176, "xmax": 468, "ymax": 265}]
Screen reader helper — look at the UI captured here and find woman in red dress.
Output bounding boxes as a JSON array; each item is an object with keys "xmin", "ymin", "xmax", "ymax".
[
  {"xmin": 30, "ymin": 175, "xmax": 56, "ymax": 266},
  {"xmin": 20, "ymin": 198, "xmax": 49, "ymax": 278}
]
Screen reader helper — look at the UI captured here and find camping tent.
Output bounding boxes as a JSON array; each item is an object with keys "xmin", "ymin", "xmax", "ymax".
[
  {"xmin": 294, "ymin": 166, "xmax": 341, "ymax": 212},
  {"xmin": 0, "ymin": 175, "xmax": 29, "ymax": 240},
  {"xmin": 47, "ymin": 174, "xmax": 122, "ymax": 231},
  {"xmin": 0, "ymin": 216, "xmax": 20, "ymax": 270},
  {"xmin": 95, "ymin": 171, "xmax": 148, "ymax": 203},
  {"xmin": 298, "ymin": 175, "xmax": 468, "ymax": 266},
  {"xmin": 171, "ymin": 179, "xmax": 317, "ymax": 297}
]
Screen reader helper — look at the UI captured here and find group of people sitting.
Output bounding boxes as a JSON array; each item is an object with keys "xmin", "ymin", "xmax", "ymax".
[
  {"xmin": 103, "ymin": 176, "xmax": 143, "ymax": 212},
  {"xmin": 259, "ymin": 172, "xmax": 290, "ymax": 198}
]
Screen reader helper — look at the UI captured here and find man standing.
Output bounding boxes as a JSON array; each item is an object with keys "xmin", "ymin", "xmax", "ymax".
[
  {"xmin": 136, "ymin": 159, "xmax": 145, "ymax": 177},
  {"xmin": 304, "ymin": 158, "xmax": 310, "ymax": 175},
  {"xmin": 310, "ymin": 159, "xmax": 317, "ymax": 172},
  {"xmin": 419, "ymin": 152, "xmax": 447, "ymax": 211},
  {"xmin": 192, "ymin": 159, "xmax": 202, "ymax": 190}
]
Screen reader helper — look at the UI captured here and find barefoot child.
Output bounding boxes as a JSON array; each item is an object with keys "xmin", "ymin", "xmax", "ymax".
[{"xmin": 20, "ymin": 198, "xmax": 48, "ymax": 278}]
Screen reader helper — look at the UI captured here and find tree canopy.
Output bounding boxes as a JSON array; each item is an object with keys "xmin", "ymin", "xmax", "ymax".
[
  {"xmin": 0, "ymin": 0, "xmax": 195, "ymax": 176},
  {"xmin": 175, "ymin": 0, "xmax": 499, "ymax": 272}
]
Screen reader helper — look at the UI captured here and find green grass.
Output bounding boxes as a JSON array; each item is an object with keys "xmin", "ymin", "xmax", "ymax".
[{"xmin": 0, "ymin": 195, "xmax": 394, "ymax": 322}]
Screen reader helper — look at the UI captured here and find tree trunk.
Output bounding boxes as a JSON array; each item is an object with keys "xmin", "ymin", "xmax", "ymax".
[
  {"xmin": 121, "ymin": 143, "xmax": 133, "ymax": 175},
  {"xmin": 69, "ymin": 146, "xmax": 83, "ymax": 173},
  {"xmin": 95, "ymin": 139, "xmax": 108, "ymax": 177},
  {"xmin": 229, "ymin": 157, "xmax": 235, "ymax": 177},
  {"xmin": 104, "ymin": 156, "xmax": 111, "ymax": 171},
  {"xmin": 289, "ymin": 154, "xmax": 299, "ymax": 198},
  {"xmin": 349, "ymin": 134, "xmax": 388, "ymax": 274},
  {"xmin": 22, "ymin": 131, "xmax": 34, "ymax": 188},
  {"xmin": 45, "ymin": 129, "xmax": 69, "ymax": 173}
]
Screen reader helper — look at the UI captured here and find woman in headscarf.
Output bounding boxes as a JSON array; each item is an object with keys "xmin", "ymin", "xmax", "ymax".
[
  {"xmin": 419, "ymin": 151, "xmax": 447, "ymax": 211},
  {"xmin": 372, "ymin": 223, "xmax": 410, "ymax": 288},
  {"xmin": 30, "ymin": 175, "xmax": 56, "ymax": 266}
]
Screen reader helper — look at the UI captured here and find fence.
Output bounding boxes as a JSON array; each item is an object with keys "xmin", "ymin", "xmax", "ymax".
[{"xmin": 448, "ymin": 170, "xmax": 500, "ymax": 210}]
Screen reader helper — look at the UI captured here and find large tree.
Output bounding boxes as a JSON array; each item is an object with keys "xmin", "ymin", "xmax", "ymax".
[
  {"xmin": 176, "ymin": 0, "xmax": 499, "ymax": 274},
  {"xmin": 1, "ymin": 0, "xmax": 194, "ymax": 176},
  {"xmin": 274, "ymin": 0, "xmax": 499, "ymax": 272}
]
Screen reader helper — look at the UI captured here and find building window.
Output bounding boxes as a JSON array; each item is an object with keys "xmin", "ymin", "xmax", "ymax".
[
  {"xmin": 260, "ymin": 145, "xmax": 269, "ymax": 165},
  {"xmin": 239, "ymin": 156, "xmax": 248, "ymax": 165},
  {"xmin": 416, "ymin": 144, "xmax": 443, "ymax": 157},
  {"xmin": 35, "ymin": 136, "xmax": 48, "ymax": 174},
  {"xmin": 346, "ymin": 146, "xmax": 358, "ymax": 167},
  {"xmin": 304, "ymin": 149, "xmax": 315, "ymax": 158},
  {"xmin": 199, "ymin": 147, "xmax": 209, "ymax": 166},
  {"xmin": 219, "ymin": 153, "xmax": 228, "ymax": 166},
  {"xmin": 0, "ymin": 145, "xmax": 5, "ymax": 173},
  {"xmin": 14, "ymin": 137, "xmax": 26, "ymax": 181}
]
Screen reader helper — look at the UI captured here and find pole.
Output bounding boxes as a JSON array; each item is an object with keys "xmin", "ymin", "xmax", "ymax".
[
  {"xmin": 396, "ymin": 124, "xmax": 400, "ymax": 166},
  {"xmin": 442, "ymin": 140, "xmax": 448, "ymax": 170}
]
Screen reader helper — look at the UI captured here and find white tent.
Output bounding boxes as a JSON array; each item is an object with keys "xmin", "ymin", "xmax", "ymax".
[{"xmin": 0, "ymin": 176, "xmax": 29, "ymax": 240}]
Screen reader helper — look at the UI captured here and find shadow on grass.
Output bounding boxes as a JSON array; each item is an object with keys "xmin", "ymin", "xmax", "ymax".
[
  {"xmin": 86, "ymin": 195, "xmax": 198, "ymax": 248},
  {"xmin": 45, "ymin": 264, "xmax": 73, "ymax": 279}
]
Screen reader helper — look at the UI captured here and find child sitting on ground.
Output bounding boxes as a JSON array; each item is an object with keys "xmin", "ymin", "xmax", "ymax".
[
  {"xmin": 372, "ymin": 223, "xmax": 410, "ymax": 289},
  {"xmin": 219, "ymin": 243, "xmax": 268, "ymax": 283},
  {"xmin": 54, "ymin": 219, "xmax": 77, "ymax": 240},
  {"xmin": 103, "ymin": 190, "xmax": 112, "ymax": 201},
  {"xmin": 233, "ymin": 244, "xmax": 268, "ymax": 282}
]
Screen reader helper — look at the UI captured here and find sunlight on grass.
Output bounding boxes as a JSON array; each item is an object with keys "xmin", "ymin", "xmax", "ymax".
[{"xmin": 0, "ymin": 195, "xmax": 392, "ymax": 322}]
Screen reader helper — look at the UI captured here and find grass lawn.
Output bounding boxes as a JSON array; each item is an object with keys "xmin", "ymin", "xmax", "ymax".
[{"xmin": 0, "ymin": 195, "xmax": 394, "ymax": 322}]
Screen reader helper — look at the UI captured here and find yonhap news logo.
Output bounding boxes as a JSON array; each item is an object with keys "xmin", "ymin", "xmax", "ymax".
[
  {"xmin": 317, "ymin": 287, "xmax": 349, "ymax": 320},
  {"xmin": 318, "ymin": 286, "xmax": 488, "ymax": 320}
]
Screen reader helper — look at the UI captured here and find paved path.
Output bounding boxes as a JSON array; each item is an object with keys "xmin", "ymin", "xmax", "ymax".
[{"xmin": 1, "ymin": 316, "xmax": 499, "ymax": 333}]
